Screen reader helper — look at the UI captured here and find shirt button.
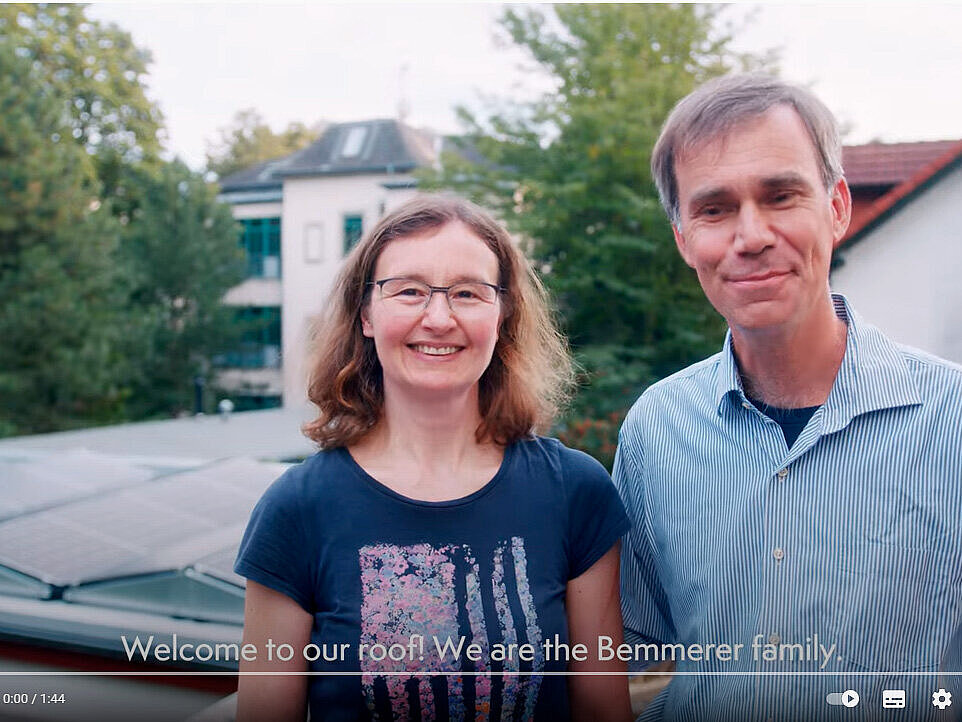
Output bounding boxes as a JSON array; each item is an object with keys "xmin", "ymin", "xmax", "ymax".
[
  {"xmin": 773, "ymin": 547, "xmax": 785, "ymax": 561},
  {"xmin": 777, "ymin": 468, "xmax": 788, "ymax": 480},
  {"xmin": 768, "ymin": 633, "xmax": 781, "ymax": 645},
  {"xmin": 742, "ymin": 401, "xmax": 752, "ymax": 409}
]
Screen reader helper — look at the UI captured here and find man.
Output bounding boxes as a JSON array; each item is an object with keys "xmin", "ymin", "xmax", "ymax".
[{"xmin": 613, "ymin": 74, "xmax": 961, "ymax": 721}]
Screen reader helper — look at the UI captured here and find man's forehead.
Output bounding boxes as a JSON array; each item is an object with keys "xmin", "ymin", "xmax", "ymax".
[
  {"xmin": 676, "ymin": 105, "xmax": 820, "ymax": 172},
  {"xmin": 672, "ymin": 108, "xmax": 827, "ymax": 209}
]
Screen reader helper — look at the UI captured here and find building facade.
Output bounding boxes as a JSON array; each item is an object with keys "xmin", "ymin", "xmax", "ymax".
[
  {"xmin": 217, "ymin": 119, "xmax": 441, "ymax": 408},
  {"xmin": 833, "ymin": 139, "xmax": 962, "ymax": 365}
]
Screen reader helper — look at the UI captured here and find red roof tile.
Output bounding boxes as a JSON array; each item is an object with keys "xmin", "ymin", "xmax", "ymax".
[
  {"xmin": 842, "ymin": 140, "xmax": 960, "ymax": 186},
  {"xmin": 840, "ymin": 139, "xmax": 962, "ymax": 244}
]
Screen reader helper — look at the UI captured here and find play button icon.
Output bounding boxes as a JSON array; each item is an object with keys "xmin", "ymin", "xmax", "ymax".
[{"xmin": 826, "ymin": 690, "xmax": 860, "ymax": 708}]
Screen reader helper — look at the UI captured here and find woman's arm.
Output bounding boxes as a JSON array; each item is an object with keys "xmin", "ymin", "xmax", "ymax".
[
  {"xmin": 566, "ymin": 542, "xmax": 634, "ymax": 722},
  {"xmin": 236, "ymin": 580, "xmax": 313, "ymax": 722}
]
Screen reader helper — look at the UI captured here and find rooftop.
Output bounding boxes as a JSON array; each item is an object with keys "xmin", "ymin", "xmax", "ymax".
[
  {"xmin": 842, "ymin": 139, "xmax": 961, "ymax": 187},
  {"xmin": 218, "ymin": 118, "xmax": 440, "ymax": 193}
]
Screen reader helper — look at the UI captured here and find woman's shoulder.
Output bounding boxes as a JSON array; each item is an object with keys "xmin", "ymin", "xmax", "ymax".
[
  {"xmin": 257, "ymin": 447, "xmax": 355, "ymax": 506},
  {"xmin": 511, "ymin": 435, "xmax": 611, "ymax": 487}
]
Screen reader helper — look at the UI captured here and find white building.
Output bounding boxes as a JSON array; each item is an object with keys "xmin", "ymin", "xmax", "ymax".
[
  {"xmin": 832, "ymin": 139, "xmax": 962, "ymax": 365},
  {"xmin": 217, "ymin": 119, "xmax": 441, "ymax": 408}
]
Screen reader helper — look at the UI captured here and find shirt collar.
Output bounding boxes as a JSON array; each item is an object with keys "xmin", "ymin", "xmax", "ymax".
[{"xmin": 714, "ymin": 294, "xmax": 922, "ymax": 425}]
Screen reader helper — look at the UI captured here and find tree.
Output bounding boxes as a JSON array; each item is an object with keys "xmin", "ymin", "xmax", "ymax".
[
  {"xmin": 1, "ymin": 5, "xmax": 250, "ymax": 430},
  {"xmin": 0, "ymin": 44, "xmax": 128, "ymax": 436},
  {"xmin": 423, "ymin": 5, "xmax": 770, "ymax": 466},
  {"xmin": 117, "ymin": 161, "xmax": 247, "ymax": 419},
  {"xmin": 206, "ymin": 108, "xmax": 325, "ymax": 179},
  {"xmin": 0, "ymin": 3, "xmax": 165, "ymax": 198}
]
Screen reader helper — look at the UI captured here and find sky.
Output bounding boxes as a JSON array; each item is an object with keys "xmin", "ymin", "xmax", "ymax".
[{"xmin": 85, "ymin": 3, "xmax": 962, "ymax": 171}]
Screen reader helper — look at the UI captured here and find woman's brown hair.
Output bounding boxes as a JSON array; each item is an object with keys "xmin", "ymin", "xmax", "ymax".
[{"xmin": 302, "ymin": 193, "xmax": 573, "ymax": 447}]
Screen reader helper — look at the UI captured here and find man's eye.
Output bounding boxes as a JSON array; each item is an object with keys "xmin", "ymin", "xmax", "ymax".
[
  {"xmin": 698, "ymin": 205, "xmax": 727, "ymax": 218},
  {"xmin": 770, "ymin": 191, "xmax": 795, "ymax": 205}
]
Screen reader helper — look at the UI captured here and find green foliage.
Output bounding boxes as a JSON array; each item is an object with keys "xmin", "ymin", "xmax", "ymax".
[
  {"xmin": 117, "ymin": 161, "xmax": 246, "ymax": 419},
  {"xmin": 0, "ymin": 5, "xmax": 249, "ymax": 434},
  {"xmin": 206, "ymin": 108, "xmax": 324, "ymax": 179},
  {"xmin": 0, "ymin": 44, "xmax": 128, "ymax": 434},
  {"xmin": 0, "ymin": 3, "xmax": 165, "ymax": 194},
  {"xmin": 422, "ymin": 4, "xmax": 770, "ymax": 465}
]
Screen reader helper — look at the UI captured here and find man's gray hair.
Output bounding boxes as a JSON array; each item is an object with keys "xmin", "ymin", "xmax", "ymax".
[{"xmin": 651, "ymin": 73, "xmax": 844, "ymax": 225}]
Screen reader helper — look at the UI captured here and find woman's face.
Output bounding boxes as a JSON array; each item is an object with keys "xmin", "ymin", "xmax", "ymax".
[{"xmin": 361, "ymin": 221, "xmax": 503, "ymax": 402}]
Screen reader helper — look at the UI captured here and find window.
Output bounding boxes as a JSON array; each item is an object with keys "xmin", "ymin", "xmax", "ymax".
[
  {"xmin": 341, "ymin": 126, "xmax": 368, "ymax": 158},
  {"xmin": 343, "ymin": 214, "xmax": 363, "ymax": 253},
  {"xmin": 219, "ymin": 307, "xmax": 281, "ymax": 369},
  {"xmin": 230, "ymin": 395, "xmax": 282, "ymax": 412},
  {"xmin": 239, "ymin": 218, "xmax": 281, "ymax": 278}
]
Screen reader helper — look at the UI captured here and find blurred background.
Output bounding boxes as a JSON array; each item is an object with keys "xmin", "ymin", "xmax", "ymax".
[{"xmin": 2, "ymin": 3, "xmax": 961, "ymax": 719}]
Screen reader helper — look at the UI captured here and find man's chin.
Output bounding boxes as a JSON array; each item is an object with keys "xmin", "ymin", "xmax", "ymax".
[{"xmin": 723, "ymin": 300, "xmax": 795, "ymax": 333}]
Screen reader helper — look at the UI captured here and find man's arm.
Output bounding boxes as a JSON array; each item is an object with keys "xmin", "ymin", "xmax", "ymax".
[
  {"xmin": 612, "ymin": 433, "xmax": 678, "ymax": 718},
  {"xmin": 611, "ymin": 436, "xmax": 676, "ymax": 657}
]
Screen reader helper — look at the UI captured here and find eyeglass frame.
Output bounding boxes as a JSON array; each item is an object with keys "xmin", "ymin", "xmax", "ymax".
[{"xmin": 366, "ymin": 277, "xmax": 506, "ymax": 313}]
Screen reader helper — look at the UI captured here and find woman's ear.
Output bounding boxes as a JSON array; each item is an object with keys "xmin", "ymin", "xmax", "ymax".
[{"xmin": 361, "ymin": 306, "xmax": 374, "ymax": 338}]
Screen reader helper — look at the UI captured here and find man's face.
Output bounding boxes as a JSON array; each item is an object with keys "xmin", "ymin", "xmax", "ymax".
[{"xmin": 671, "ymin": 105, "xmax": 851, "ymax": 335}]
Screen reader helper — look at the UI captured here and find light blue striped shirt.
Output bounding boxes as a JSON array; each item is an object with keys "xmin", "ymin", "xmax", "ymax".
[{"xmin": 613, "ymin": 295, "xmax": 962, "ymax": 721}]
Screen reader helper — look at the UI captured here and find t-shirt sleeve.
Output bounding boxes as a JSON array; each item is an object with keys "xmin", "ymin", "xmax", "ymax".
[
  {"xmin": 234, "ymin": 467, "xmax": 315, "ymax": 612},
  {"xmin": 561, "ymin": 445, "xmax": 631, "ymax": 580}
]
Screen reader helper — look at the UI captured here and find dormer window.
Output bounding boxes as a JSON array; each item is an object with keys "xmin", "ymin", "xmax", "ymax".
[{"xmin": 341, "ymin": 126, "xmax": 368, "ymax": 158}]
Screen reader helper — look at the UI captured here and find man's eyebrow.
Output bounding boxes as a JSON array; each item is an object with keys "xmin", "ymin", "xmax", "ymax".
[
  {"xmin": 688, "ymin": 173, "xmax": 815, "ymax": 209},
  {"xmin": 688, "ymin": 187, "xmax": 733, "ymax": 209},
  {"xmin": 759, "ymin": 172, "xmax": 813, "ymax": 191}
]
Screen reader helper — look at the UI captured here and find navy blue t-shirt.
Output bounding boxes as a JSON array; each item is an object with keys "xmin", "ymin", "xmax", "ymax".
[{"xmin": 235, "ymin": 436, "xmax": 628, "ymax": 722}]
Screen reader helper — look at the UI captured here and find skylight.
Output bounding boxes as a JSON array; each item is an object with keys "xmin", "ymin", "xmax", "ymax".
[{"xmin": 341, "ymin": 126, "xmax": 368, "ymax": 158}]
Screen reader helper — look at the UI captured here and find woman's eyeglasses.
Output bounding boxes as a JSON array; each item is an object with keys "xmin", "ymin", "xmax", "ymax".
[{"xmin": 369, "ymin": 277, "xmax": 504, "ymax": 314}]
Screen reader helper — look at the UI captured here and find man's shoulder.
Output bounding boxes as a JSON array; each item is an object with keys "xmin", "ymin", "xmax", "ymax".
[
  {"xmin": 625, "ymin": 352, "xmax": 723, "ymax": 422},
  {"xmin": 895, "ymin": 342, "xmax": 962, "ymax": 403},
  {"xmin": 896, "ymin": 342, "xmax": 962, "ymax": 376}
]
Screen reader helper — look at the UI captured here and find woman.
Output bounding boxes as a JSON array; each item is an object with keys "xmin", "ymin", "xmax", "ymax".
[{"xmin": 235, "ymin": 194, "xmax": 632, "ymax": 721}]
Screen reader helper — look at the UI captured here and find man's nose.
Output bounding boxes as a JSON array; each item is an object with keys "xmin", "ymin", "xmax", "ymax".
[{"xmin": 733, "ymin": 203, "xmax": 776, "ymax": 254}]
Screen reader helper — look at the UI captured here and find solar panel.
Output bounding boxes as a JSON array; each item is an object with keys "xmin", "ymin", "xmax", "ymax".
[
  {"xmin": 0, "ymin": 449, "xmax": 159, "ymax": 520},
  {"xmin": 0, "ymin": 457, "xmax": 286, "ymax": 588},
  {"xmin": 63, "ymin": 569, "xmax": 246, "ymax": 625},
  {"xmin": 191, "ymin": 546, "xmax": 245, "ymax": 588},
  {"xmin": 0, "ymin": 565, "xmax": 52, "ymax": 600}
]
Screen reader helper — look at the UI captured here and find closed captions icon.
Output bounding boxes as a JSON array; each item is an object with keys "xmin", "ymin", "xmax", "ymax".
[{"xmin": 883, "ymin": 690, "xmax": 906, "ymax": 709}]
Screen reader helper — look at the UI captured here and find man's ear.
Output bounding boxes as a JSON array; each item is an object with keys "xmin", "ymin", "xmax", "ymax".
[
  {"xmin": 830, "ymin": 177, "xmax": 853, "ymax": 249},
  {"xmin": 360, "ymin": 306, "xmax": 374, "ymax": 338},
  {"xmin": 673, "ymin": 224, "xmax": 695, "ymax": 268}
]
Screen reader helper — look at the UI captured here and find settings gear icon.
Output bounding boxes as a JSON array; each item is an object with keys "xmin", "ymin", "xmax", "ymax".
[{"xmin": 932, "ymin": 688, "xmax": 952, "ymax": 710}]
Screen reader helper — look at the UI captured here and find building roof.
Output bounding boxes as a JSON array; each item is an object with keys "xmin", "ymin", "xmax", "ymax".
[
  {"xmin": 278, "ymin": 118, "xmax": 438, "ymax": 177},
  {"xmin": 843, "ymin": 139, "xmax": 961, "ymax": 187},
  {"xmin": 0, "ymin": 450, "xmax": 288, "ymax": 666},
  {"xmin": 0, "ymin": 405, "xmax": 317, "ymax": 464},
  {"xmin": 841, "ymin": 139, "xmax": 962, "ymax": 245},
  {"xmin": 217, "ymin": 119, "xmax": 439, "ymax": 194},
  {"xmin": 217, "ymin": 157, "xmax": 290, "ymax": 192}
]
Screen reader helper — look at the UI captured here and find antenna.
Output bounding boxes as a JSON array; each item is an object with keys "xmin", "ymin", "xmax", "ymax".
[{"xmin": 397, "ymin": 62, "xmax": 411, "ymax": 123}]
